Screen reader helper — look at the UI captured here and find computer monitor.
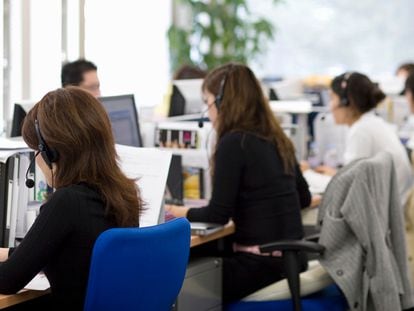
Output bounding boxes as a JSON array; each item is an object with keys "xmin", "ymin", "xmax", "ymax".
[
  {"xmin": 98, "ymin": 94, "xmax": 143, "ymax": 147},
  {"xmin": 10, "ymin": 102, "xmax": 35, "ymax": 137},
  {"xmin": 165, "ymin": 154, "xmax": 184, "ymax": 206},
  {"xmin": 170, "ymin": 79, "xmax": 204, "ymax": 116}
]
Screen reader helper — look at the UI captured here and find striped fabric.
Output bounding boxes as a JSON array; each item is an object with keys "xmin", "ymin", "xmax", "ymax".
[{"xmin": 317, "ymin": 152, "xmax": 414, "ymax": 311}]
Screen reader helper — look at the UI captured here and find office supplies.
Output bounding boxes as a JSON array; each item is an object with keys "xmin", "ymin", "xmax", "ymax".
[
  {"xmin": 302, "ymin": 169, "xmax": 332, "ymax": 194},
  {"xmin": 99, "ymin": 94, "xmax": 143, "ymax": 147},
  {"xmin": 24, "ymin": 272, "xmax": 50, "ymax": 291}
]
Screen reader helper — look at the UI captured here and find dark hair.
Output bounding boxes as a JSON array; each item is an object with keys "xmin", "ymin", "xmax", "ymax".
[
  {"xmin": 331, "ymin": 72, "xmax": 386, "ymax": 114},
  {"xmin": 61, "ymin": 59, "xmax": 98, "ymax": 87},
  {"xmin": 202, "ymin": 62, "xmax": 296, "ymax": 174},
  {"xmin": 22, "ymin": 87, "xmax": 142, "ymax": 227},
  {"xmin": 396, "ymin": 62, "xmax": 414, "ymax": 76},
  {"xmin": 173, "ymin": 64, "xmax": 207, "ymax": 80},
  {"xmin": 406, "ymin": 72, "xmax": 414, "ymax": 96}
]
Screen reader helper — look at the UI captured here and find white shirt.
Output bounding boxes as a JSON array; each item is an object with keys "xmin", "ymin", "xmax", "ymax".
[{"xmin": 344, "ymin": 111, "xmax": 413, "ymax": 204}]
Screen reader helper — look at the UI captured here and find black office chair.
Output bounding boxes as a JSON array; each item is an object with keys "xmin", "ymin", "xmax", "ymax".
[
  {"xmin": 258, "ymin": 238, "xmax": 325, "ymax": 311},
  {"xmin": 228, "ymin": 152, "xmax": 413, "ymax": 311},
  {"xmin": 225, "ymin": 236, "xmax": 345, "ymax": 311}
]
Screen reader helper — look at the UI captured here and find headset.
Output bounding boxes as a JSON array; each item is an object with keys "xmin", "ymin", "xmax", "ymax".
[
  {"xmin": 198, "ymin": 72, "xmax": 228, "ymax": 128},
  {"xmin": 339, "ymin": 72, "xmax": 353, "ymax": 107},
  {"xmin": 35, "ymin": 119, "xmax": 59, "ymax": 169},
  {"xmin": 214, "ymin": 75, "xmax": 227, "ymax": 111}
]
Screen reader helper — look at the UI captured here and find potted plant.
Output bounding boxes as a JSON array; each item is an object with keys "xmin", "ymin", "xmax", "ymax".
[{"xmin": 168, "ymin": 0, "xmax": 280, "ymax": 73}]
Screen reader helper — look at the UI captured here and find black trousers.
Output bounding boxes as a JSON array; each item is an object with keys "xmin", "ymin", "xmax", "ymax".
[{"xmin": 222, "ymin": 252, "xmax": 307, "ymax": 304}]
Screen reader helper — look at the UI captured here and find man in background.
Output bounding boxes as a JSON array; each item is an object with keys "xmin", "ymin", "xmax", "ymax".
[{"xmin": 61, "ymin": 59, "xmax": 101, "ymax": 97}]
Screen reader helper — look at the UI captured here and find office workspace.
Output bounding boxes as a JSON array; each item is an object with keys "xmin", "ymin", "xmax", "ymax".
[
  {"xmin": 0, "ymin": 2, "xmax": 414, "ymax": 311},
  {"xmin": 2, "ymin": 73, "xmax": 414, "ymax": 311}
]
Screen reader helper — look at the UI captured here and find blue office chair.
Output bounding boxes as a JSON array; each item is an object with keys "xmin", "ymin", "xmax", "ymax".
[{"xmin": 83, "ymin": 217, "xmax": 191, "ymax": 311}]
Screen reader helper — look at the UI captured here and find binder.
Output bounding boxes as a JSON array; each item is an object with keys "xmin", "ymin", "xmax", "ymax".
[
  {"xmin": 4, "ymin": 156, "xmax": 15, "ymax": 246},
  {"xmin": 8, "ymin": 155, "xmax": 20, "ymax": 247},
  {"xmin": 0, "ymin": 157, "xmax": 14, "ymax": 246},
  {"xmin": 15, "ymin": 153, "xmax": 30, "ymax": 239}
]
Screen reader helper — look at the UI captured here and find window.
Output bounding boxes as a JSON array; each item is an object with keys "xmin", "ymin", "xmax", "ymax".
[
  {"xmin": 250, "ymin": 0, "xmax": 414, "ymax": 78},
  {"xmin": 84, "ymin": 0, "xmax": 172, "ymax": 111}
]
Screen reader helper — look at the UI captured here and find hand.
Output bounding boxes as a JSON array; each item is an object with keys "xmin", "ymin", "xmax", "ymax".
[
  {"xmin": 310, "ymin": 194, "xmax": 322, "ymax": 208},
  {"xmin": 0, "ymin": 248, "xmax": 9, "ymax": 262},
  {"xmin": 314, "ymin": 165, "xmax": 337, "ymax": 176},
  {"xmin": 165, "ymin": 204, "xmax": 189, "ymax": 218},
  {"xmin": 300, "ymin": 160, "xmax": 310, "ymax": 172}
]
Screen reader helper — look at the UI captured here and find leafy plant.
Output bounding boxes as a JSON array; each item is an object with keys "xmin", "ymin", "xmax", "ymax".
[{"xmin": 168, "ymin": 0, "xmax": 280, "ymax": 73}]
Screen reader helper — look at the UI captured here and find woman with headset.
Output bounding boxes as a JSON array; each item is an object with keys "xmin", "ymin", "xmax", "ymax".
[
  {"xmin": 167, "ymin": 63, "xmax": 312, "ymax": 303},
  {"xmin": 0, "ymin": 87, "xmax": 143, "ymax": 310},
  {"xmin": 316, "ymin": 72, "xmax": 413, "ymax": 203}
]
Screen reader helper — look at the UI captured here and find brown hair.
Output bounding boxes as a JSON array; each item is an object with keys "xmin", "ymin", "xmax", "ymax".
[
  {"xmin": 21, "ymin": 86, "xmax": 142, "ymax": 227},
  {"xmin": 173, "ymin": 64, "xmax": 207, "ymax": 80},
  {"xmin": 406, "ymin": 72, "xmax": 414, "ymax": 96},
  {"xmin": 396, "ymin": 62, "xmax": 414, "ymax": 76},
  {"xmin": 331, "ymin": 72, "xmax": 386, "ymax": 115},
  {"xmin": 202, "ymin": 63, "xmax": 296, "ymax": 174}
]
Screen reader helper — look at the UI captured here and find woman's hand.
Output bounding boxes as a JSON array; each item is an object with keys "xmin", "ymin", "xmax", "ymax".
[
  {"xmin": 314, "ymin": 165, "xmax": 337, "ymax": 176},
  {"xmin": 299, "ymin": 160, "xmax": 310, "ymax": 172},
  {"xmin": 165, "ymin": 204, "xmax": 189, "ymax": 218},
  {"xmin": 0, "ymin": 248, "xmax": 9, "ymax": 262},
  {"xmin": 310, "ymin": 194, "xmax": 322, "ymax": 208}
]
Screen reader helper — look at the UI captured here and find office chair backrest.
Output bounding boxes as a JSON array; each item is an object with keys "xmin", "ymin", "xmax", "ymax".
[{"xmin": 84, "ymin": 218, "xmax": 191, "ymax": 311}]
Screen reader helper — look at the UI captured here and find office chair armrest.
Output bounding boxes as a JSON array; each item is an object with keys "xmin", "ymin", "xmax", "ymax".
[
  {"xmin": 259, "ymin": 240, "xmax": 325, "ymax": 255},
  {"xmin": 304, "ymin": 233, "xmax": 320, "ymax": 243}
]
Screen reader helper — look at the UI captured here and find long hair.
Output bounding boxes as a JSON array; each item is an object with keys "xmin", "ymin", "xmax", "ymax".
[
  {"xmin": 202, "ymin": 63, "xmax": 296, "ymax": 174},
  {"xmin": 21, "ymin": 86, "xmax": 142, "ymax": 227}
]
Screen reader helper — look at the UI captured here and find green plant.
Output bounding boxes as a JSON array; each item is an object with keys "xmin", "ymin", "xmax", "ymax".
[{"xmin": 168, "ymin": 0, "xmax": 280, "ymax": 73}]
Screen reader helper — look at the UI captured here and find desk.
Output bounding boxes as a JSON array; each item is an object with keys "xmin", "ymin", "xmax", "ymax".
[
  {"xmin": 190, "ymin": 221, "xmax": 235, "ymax": 248},
  {"xmin": 0, "ymin": 289, "xmax": 50, "ymax": 309}
]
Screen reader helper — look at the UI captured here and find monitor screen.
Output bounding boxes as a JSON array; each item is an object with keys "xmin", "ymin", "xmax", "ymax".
[
  {"xmin": 98, "ymin": 94, "xmax": 143, "ymax": 147},
  {"xmin": 165, "ymin": 154, "xmax": 184, "ymax": 205},
  {"xmin": 10, "ymin": 102, "xmax": 35, "ymax": 137},
  {"xmin": 171, "ymin": 79, "xmax": 204, "ymax": 115}
]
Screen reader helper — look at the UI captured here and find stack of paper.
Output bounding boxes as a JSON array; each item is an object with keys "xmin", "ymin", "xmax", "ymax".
[{"xmin": 303, "ymin": 169, "xmax": 332, "ymax": 194}]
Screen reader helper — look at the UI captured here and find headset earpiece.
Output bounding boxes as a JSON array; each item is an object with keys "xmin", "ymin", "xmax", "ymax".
[
  {"xmin": 340, "ymin": 72, "xmax": 353, "ymax": 107},
  {"xmin": 35, "ymin": 119, "xmax": 59, "ymax": 169},
  {"xmin": 214, "ymin": 75, "xmax": 227, "ymax": 111}
]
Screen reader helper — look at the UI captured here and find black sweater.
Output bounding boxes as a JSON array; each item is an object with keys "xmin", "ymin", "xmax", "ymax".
[
  {"xmin": 187, "ymin": 132, "xmax": 311, "ymax": 245},
  {"xmin": 0, "ymin": 184, "xmax": 116, "ymax": 310}
]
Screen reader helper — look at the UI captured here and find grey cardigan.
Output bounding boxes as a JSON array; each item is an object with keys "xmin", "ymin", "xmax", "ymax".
[{"xmin": 317, "ymin": 151, "xmax": 414, "ymax": 311}]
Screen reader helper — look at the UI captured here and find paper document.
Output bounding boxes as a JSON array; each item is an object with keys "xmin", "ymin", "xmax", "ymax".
[
  {"xmin": 24, "ymin": 273, "xmax": 50, "ymax": 291},
  {"xmin": 116, "ymin": 145, "xmax": 172, "ymax": 227},
  {"xmin": 0, "ymin": 137, "xmax": 29, "ymax": 150},
  {"xmin": 303, "ymin": 169, "xmax": 332, "ymax": 194}
]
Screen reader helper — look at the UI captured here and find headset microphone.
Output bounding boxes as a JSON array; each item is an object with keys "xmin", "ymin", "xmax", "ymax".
[
  {"xmin": 198, "ymin": 118, "xmax": 204, "ymax": 129},
  {"xmin": 198, "ymin": 107, "xmax": 208, "ymax": 128},
  {"xmin": 25, "ymin": 151, "xmax": 40, "ymax": 188}
]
